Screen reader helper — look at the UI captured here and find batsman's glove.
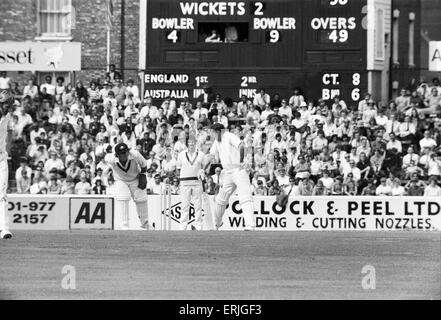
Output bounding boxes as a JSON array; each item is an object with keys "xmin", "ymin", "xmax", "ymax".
[{"xmin": 138, "ymin": 174, "xmax": 147, "ymax": 190}]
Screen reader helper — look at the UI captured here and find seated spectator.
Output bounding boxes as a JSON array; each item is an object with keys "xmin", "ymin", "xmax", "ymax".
[
  {"xmin": 268, "ymin": 179, "xmax": 282, "ymax": 196},
  {"xmin": 343, "ymin": 179, "xmax": 358, "ymax": 195},
  {"xmin": 170, "ymin": 177, "xmax": 180, "ymax": 195},
  {"xmin": 75, "ymin": 171, "xmax": 91, "ymax": 195},
  {"xmin": 422, "ymin": 87, "xmax": 441, "ymax": 116},
  {"xmin": 419, "ymin": 130, "xmax": 437, "ymax": 151},
  {"xmin": 312, "ymin": 180, "xmax": 327, "ymax": 195},
  {"xmin": 404, "ymin": 160, "xmax": 424, "ymax": 179},
  {"xmin": 391, "ymin": 178, "xmax": 405, "ymax": 196},
  {"xmin": 424, "ymin": 177, "xmax": 441, "ymax": 196},
  {"xmin": 376, "ymin": 177, "xmax": 392, "ymax": 196},
  {"xmin": 205, "ymin": 176, "xmax": 218, "ymax": 195},
  {"xmin": 44, "ymin": 150, "xmax": 65, "ymax": 176},
  {"xmin": 92, "ymin": 179, "xmax": 106, "ymax": 195},
  {"xmin": 361, "ymin": 180, "xmax": 377, "ymax": 195},
  {"xmin": 16, "ymin": 169, "xmax": 31, "ymax": 194},
  {"xmin": 151, "ymin": 174, "xmax": 164, "ymax": 195},
  {"xmin": 299, "ymin": 176, "xmax": 315, "ymax": 196},
  {"xmin": 40, "ymin": 75, "xmax": 55, "ymax": 97},
  {"xmin": 48, "ymin": 175, "xmax": 62, "ymax": 194},
  {"xmin": 23, "ymin": 79, "xmax": 39, "ymax": 100},
  {"xmin": 426, "ymin": 152, "xmax": 441, "ymax": 179}
]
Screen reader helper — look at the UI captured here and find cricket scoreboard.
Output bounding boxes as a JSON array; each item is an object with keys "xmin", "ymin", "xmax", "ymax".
[{"xmin": 144, "ymin": 0, "xmax": 374, "ymax": 104}]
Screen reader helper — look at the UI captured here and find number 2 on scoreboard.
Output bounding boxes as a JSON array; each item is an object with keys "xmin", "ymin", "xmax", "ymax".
[{"xmin": 253, "ymin": 2, "xmax": 264, "ymax": 15}]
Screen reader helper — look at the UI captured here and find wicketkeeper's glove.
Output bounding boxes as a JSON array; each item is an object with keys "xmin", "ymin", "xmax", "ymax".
[{"xmin": 138, "ymin": 174, "xmax": 147, "ymax": 190}]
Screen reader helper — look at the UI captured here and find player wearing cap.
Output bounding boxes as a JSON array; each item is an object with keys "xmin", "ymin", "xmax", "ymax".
[
  {"xmin": 209, "ymin": 124, "xmax": 255, "ymax": 231},
  {"xmin": 176, "ymin": 136, "xmax": 206, "ymax": 230},
  {"xmin": 0, "ymin": 93, "xmax": 14, "ymax": 239},
  {"xmin": 105, "ymin": 143, "xmax": 149, "ymax": 230}
]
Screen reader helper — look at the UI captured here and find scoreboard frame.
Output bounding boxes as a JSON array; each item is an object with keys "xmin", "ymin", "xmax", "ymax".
[{"xmin": 140, "ymin": 0, "xmax": 391, "ymax": 105}]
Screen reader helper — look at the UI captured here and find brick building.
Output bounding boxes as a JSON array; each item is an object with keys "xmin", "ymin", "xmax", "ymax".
[{"xmin": 0, "ymin": 0, "xmax": 141, "ymax": 86}]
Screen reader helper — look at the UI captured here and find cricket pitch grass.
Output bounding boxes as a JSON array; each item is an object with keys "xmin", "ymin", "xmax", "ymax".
[{"xmin": 0, "ymin": 231, "xmax": 440, "ymax": 300}]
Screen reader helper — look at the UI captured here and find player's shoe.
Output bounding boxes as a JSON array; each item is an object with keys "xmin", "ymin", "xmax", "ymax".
[
  {"xmin": 0, "ymin": 230, "xmax": 13, "ymax": 239},
  {"xmin": 140, "ymin": 221, "xmax": 150, "ymax": 230},
  {"xmin": 215, "ymin": 222, "xmax": 224, "ymax": 230}
]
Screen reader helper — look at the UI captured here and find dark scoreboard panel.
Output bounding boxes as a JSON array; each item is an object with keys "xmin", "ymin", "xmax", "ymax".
[{"xmin": 145, "ymin": 0, "xmax": 368, "ymax": 105}]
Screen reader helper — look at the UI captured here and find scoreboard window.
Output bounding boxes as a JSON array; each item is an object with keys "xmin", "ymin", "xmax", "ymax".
[{"xmin": 198, "ymin": 22, "xmax": 249, "ymax": 43}]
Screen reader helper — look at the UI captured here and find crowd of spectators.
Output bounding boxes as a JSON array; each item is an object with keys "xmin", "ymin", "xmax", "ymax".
[{"xmin": 1, "ymin": 68, "xmax": 441, "ymax": 197}]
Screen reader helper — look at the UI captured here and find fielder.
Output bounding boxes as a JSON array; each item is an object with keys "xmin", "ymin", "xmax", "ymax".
[
  {"xmin": 105, "ymin": 143, "xmax": 149, "ymax": 230},
  {"xmin": 176, "ymin": 136, "xmax": 205, "ymax": 230},
  {"xmin": 209, "ymin": 124, "xmax": 255, "ymax": 231},
  {"xmin": 0, "ymin": 98, "xmax": 12, "ymax": 239}
]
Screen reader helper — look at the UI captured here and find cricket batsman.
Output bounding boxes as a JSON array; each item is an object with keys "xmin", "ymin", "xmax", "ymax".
[
  {"xmin": 209, "ymin": 124, "xmax": 255, "ymax": 231},
  {"xmin": 0, "ymin": 93, "xmax": 13, "ymax": 239},
  {"xmin": 105, "ymin": 143, "xmax": 149, "ymax": 230},
  {"xmin": 176, "ymin": 136, "xmax": 205, "ymax": 230}
]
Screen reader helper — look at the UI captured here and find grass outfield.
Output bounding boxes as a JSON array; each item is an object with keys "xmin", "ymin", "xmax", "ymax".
[{"xmin": 0, "ymin": 231, "xmax": 440, "ymax": 300}]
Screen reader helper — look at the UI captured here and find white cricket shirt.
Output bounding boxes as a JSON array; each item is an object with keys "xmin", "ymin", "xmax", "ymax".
[
  {"xmin": 176, "ymin": 150, "xmax": 204, "ymax": 179},
  {"xmin": 210, "ymin": 132, "xmax": 242, "ymax": 169},
  {"xmin": 105, "ymin": 149, "xmax": 148, "ymax": 182}
]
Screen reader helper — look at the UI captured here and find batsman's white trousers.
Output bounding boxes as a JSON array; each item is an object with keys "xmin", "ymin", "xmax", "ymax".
[
  {"xmin": 180, "ymin": 180, "xmax": 203, "ymax": 230},
  {"xmin": 114, "ymin": 179, "xmax": 148, "ymax": 229},
  {"xmin": 215, "ymin": 168, "xmax": 255, "ymax": 228},
  {"xmin": 0, "ymin": 155, "xmax": 9, "ymax": 231}
]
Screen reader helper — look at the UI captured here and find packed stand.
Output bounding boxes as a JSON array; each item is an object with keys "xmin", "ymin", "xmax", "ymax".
[{"xmin": 1, "ymin": 69, "xmax": 441, "ymax": 197}]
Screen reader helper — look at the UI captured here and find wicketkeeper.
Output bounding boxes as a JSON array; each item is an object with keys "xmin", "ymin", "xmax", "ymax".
[{"xmin": 105, "ymin": 143, "xmax": 149, "ymax": 229}]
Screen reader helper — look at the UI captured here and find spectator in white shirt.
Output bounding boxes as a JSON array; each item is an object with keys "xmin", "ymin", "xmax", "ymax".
[
  {"xmin": 376, "ymin": 177, "xmax": 392, "ymax": 195},
  {"xmin": 288, "ymin": 88, "xmax": 305, "ymax": 107},
  {"xmin": 260, "ymin": 104, "xmax": 274, "ymax": 123},
  {"xmin": 312, "ymin": 130, "xmax": 328, "ymax": 153},
  {"xmin": 426, "ymin": 153, "xmax": 441, "ymax": 178},
  {"xmin": 40, "ymin": 76, "xmax": 56, "ymax": 96},
  {"xmin": 399, "ymin": 115, "xmax": 416, "ymax": 140},
  {"xmin": 193, "ymin": 101, "xmax": 208, "ymax": 120},
  {"xmin": 386, "ymin": 133, "xmax": 402, "ymax": 154},
  {"xmin": 253, "ymin": 89, "xmax": 270, "ymax": 110},
  {"xmin": 23, "ymin": 79, "xmax": 39, "ymax": 100},
  {"xmin": 0, "ymin": 71, "xmax": 11, "ymax": 90},
  {"xmin": 402, "ymin": 146, "xmax": 419, "ymax": 169},
  {"xmin": 44, "ymin": 151, "xmax": 65, "ymax": 176},
  {"xmin": 419, "ymin": 130, "xmax": 437, "ymax": 151},
  {"xmin": 358, "ymin": 93, "xmax": 372, "ymax": 114},
  {"xmin": 424, "ymin": 177, "xmax": 441, "ymax": 196},
  {"xmin": 391, "ymin": 178, "xmax": 405, "ymax": 196},
  {"xmin": 151, "ymin": 174, "xmax": 164, "ymax": 195},
  {"xmin": 75, "ymin": 171, "xmax": 92, "ymax": 195},
  {"xmin": 278, "ymin": 99, "xmax": 292, "ymax": 120},
  {"xmin": 126, "ymin": 79, "xmax": 140, "ymax": 101},
  {"xmin": 331, "ymin": 95, "xmax": 348, "ymax": 112},
  {"xmin": 99, "ymin": 82, "xmax": 112, "ymax": 100}
]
